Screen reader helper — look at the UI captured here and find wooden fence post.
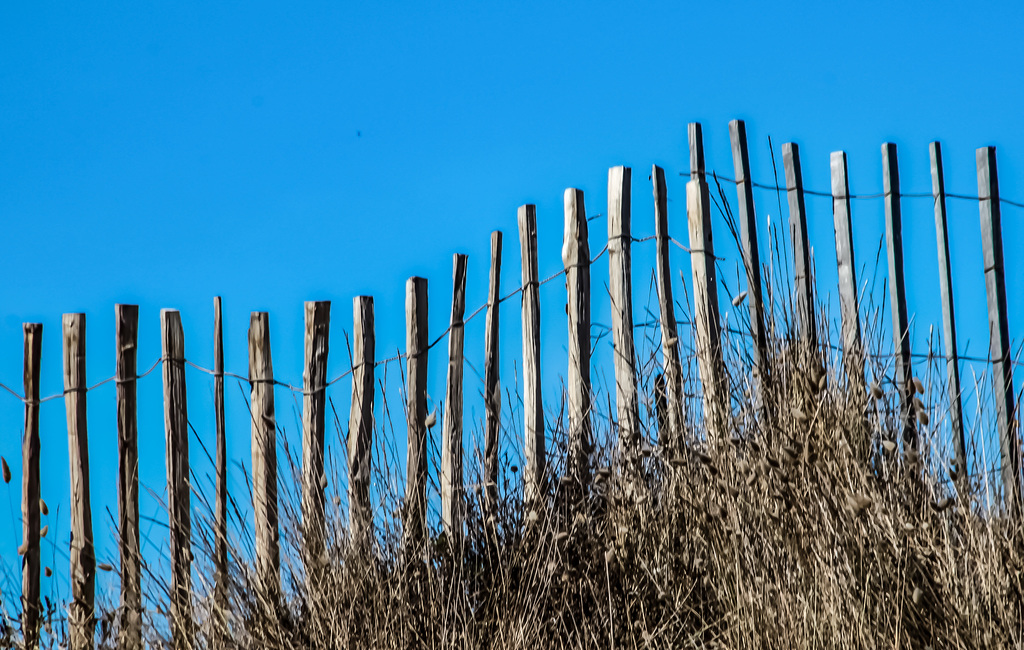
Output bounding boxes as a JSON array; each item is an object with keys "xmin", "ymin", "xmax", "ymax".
[
  {"xmin": 564, "ymin": 188, "xmax": 592, "ymax": 486},
  {"xmin": 115, "ymin": 305, "xmax": 142, "ymax": 650},
  {"xmin": 212, "ymin": 297, "xmax": 228, "ymax": 630},
  {"xmin": 248, "ymin": 312, "xmax": 280, "ymax": 596},
  {"xmin": 882, "ymin": 143, "xmax": 917, "ymax": 447},
  {"xmin": 441, "ymin": 255, "xmax": 468, "ymax": 543},
  {"xmin": 830, "ymin": 153, "xmax": 865, "ymax": 392},
  {"xmin": 63, "ymin": 313, "xmax": 95, "ymax": 650},
  {"xmin": 404, "ymin": 277, "xmax": 429, "ymax": 557},
  {"xmin": 483, "ymin": 232, "xmax": 502, "ymax": 516},
  {"xmin": 728, "ymin": 120, "xmax": 768, "ymax": 377},
  {"xmin": 161, "ymin": 309, "xmax": 193, "ymax": 650},
  {"xmin": 783, "ymin": 143, "xmax": 817, "ymax": 351},
  {"xmin": 21, "ymin": 323, "xmax": 42, "ymax": 650},
  {"xmin": 977, "ymin": 146, "xmax": 1022, "ymax": 516},
  {"xmin": 687, "ymin": 124, "xmax": 727, "ymax": 441},
  {"xmin": 929, "ymin": 143, "xmax": 967, "ymax": 492},
  {"xmin": 653, "ymin": 167, "xmax": 685, "ymax": 451},
  {"xmin": 518, "ymin": 205, "xmax": 545, "ymax": 504},
  {"xmin": 349, "ymin": 297, "xmax": 374, "ymax": 546},
  {"xmin": 608, "ymin": 166, "xmax": 641, "ymax": 457},
  {"xmin": 302, "ymin": 301, "xmax": 330, "ymax": 566}
]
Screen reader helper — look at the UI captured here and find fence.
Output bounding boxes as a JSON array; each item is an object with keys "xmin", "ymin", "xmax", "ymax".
[{"xmin": 2, "ymin": 120, "xmax": 1023, "ymax": 649}]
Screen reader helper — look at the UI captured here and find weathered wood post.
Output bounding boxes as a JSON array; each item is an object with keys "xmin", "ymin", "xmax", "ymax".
[
  {"xmin": 687, "ymin": 124, "xmax": 727, "ymax": 441},
  {"xmin": 212, "ymin": 297, "xmax": 228, "ymax": 630},
  {"xmin": 728, "ymin": 120, "xmax": 768, "ymax": 377},
  {"xmin": 977, "ymin": 146, "xmax": 1022, "ymax": 516},
  {"xmin": 882, "ymin": 143, "xmax": 917, "ymax": 447},
  {"xmin": 830, "ymin": 153, "xmax": 864, "ymax": 392},
  {"xmin": 115, "ymin": 305, "xmax": 142, "ymax": 650},
  {"xmin": 563, "ymin": 188, "xmax": 592, "ymax": 486},
  {"xmin": 21, "ymin": 323, "xmax": 42, "ymax": 650},
  {"xmin": 302, "ymin": 301, "xmax": 330, "ymax": 566},
  {"xmin": 404, "ymin": 278, "xmax": 429, "ymax": 557},
  {"xmin": 161, "ymin": 309, "xmax": 193, "ymax": 650},
  {"xmin": 349, "ymin": 297, "xmax": 374, "ymax": 546},
  {"xmin": 248, "ymin": 312, "xmax": 280, "ymax": 595},
  {"xmin": 483, "ymin": 232, "xmax": 502, "ymax": 516},
  {"xmin": 653, "ymin": 166, "xmax": 685, "ymax": 450},
  {"xmin": 441, "ymin": 255, "xmax": 468, "ymax": 544},
  {"xmin": 783, "ymin": 143, "xmax": 817, "ymax": 351},
  {"xmin": 64, "ymin": 313, "xmax": 95, "ymax": 650},
  {"xmin": 608, "ymin": 166, "xmax": 641, "ymax": 458},
  {"xmin": 518, "ymin": 205, "xmax": 545, "ymax": 504},
  {"xmin": 929, "ymin": 143, "xmax": 967, "ymax": 492}
]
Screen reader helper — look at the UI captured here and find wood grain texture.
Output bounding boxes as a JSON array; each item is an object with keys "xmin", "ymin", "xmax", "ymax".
[
  {"xmin": 653, "ymin": 166, "xmax": 684, "ymax": 450},
  {"xmin": 483, "ymin": 232, "xmax": 502, "ymax": 516},
  {"xmin": 63, "ymin": 313, "xmax": 95, "ymax": 650},
  {"xmin": 608, "ymin": 167, "xmax": 641, "ymax": 454},
  {"xmin": 349, "ymin": 297, "xmax": 374, "ymax": 546},
  {"xmin": 564, "ymin": 188, "xmax": 592, "ymax": 485},
  {"xmin": 161, "ymin": 309, "xmax": 194, "ymax": 650},
  {"xmin": 929, "ymin": 143, "xmax": 966, "ymax": 491},
  {"xmin": 977, "ymin": 146, "xmax": 1022, "ymax": 516},
  {"xmin": 783, "ymin": 143, "xmax": 817, "ymax": 350},
  {"xmin": 212, "ymin": 296, "xmax": 228, "ymax": 628},
  {"xmin": 441, "ymin": 255, "xmax": 468, "ymax": 542},
  {"xmin": 115, "ymin": 305, "xmax": 142, "ymax": 650},
  {"xmin": 302, "ymin": 301, "xmax": 331, "ymax": 564},
  {"xmin": 882, "ymin": 143, "xmax": 917, "ymax": 447},
  {"xmin": 404, "ymin": 277, "xmax": 429, "ymax": 557},
  {"xmin": 21, "ymin": 323, "xmax": 41, "ymax": 650},
  {"xmin": 518, "ymin": 205, "xmax": 545, "ymax": 504},
  {"xmin": 248, "ymin": 311, "xmax": 280, "ymax": 595},
  {"xmin": 830, "ymin": 152, "xmax": 864, "ymax": 392}
]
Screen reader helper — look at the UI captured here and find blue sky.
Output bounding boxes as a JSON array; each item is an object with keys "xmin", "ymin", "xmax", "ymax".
[{"xmin": 2, "ymin": 0, "xmax": 1024, "ymax": 615}]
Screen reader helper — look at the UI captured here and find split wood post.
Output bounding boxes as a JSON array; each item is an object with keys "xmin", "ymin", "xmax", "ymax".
[
  {"xmin": 687, "ymin": 124, "xmax": 727, "ymax": 442},
  {"xmin": 161, "ymin": 309, "xmax": 193, "ymax": 650},
  {"xmin": 115, "ymin": 305, "xmax": 142, "ymax": 650},
  {"xmin": 483, "ymin": 232, "xmax": 502, "ymax": 516},
  {"xmin": 653, "ymin": 166, "xmax": 685, "ymax": 451},
  {"xmin": 349, "ymin": 297, "xmax": 374, "ymax": 547},
  {"xmin": 783, "ymin": 143, "xmax": 817, "ymax": 352},
  {"xmin": 21, "ymin": 323, "xmax": 42, "ymax": 650},
  {"xmin": 830, "ymin": 153, "xmax": 865, "ymax": 391},
  {"xmin": 929, "ymin": 143, "xmax": 967, "ymax": 493},
  {"xmin": 212, "ymin": 297, "xmax": 228, "ymax": 630},
  {"xmin": 564, "ymin": 188, "xmax": 592, "ymax": 487},
  {"xmin": 248, "ymin": 312, "xmax": 280, "ymax": 596},
  {"xmin": 441, "ymin": 255, "xmax": 468, "ymax": 544},
  {"xmin": 64, "ymin": 313, "xmax": 95, "ymax": 650},
  {"xmin": 609, "ymin": 166, "xmax": 641, "ymax": 458},
  {"xmin": 302, "ymin": 301, "xmax": 330, "ymax": 567},
  {"xmin": 977, "ymin": 146, "xmax": 1022, "ymax": 516},
  {"xmin": 728, "ymin": 120, "xmax": 768, "ymax": 378},
  {"xmin": 518, "ymin": 205, "xmax": 545, "ymax": 504},
  {"xmin": 882, "ymin": 143, "xmax": 917, "ymax": 447},
  {"xmin": 404, "ymin": 278, "xmax": 429, "ymax": 557}
]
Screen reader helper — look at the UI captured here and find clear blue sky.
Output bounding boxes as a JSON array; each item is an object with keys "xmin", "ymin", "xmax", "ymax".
[{"xmin": 2, "ymin": 0, "xmax": 1023, "ymax": 613}]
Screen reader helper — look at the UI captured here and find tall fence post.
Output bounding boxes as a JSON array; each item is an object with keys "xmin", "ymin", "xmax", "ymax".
[
  {"xmin": 212, "ymin": 297, "xmax": 228, "ymax": 633},
  {"xmin": 882, "ymin": 143, "xmax": 917, "ymax": 448},
  {"xmin": 483, "ymin": 232, "xmax": 502, "ymax": 516},
  {"xmin": 441, "ymin": 255, "xmax": 468, "ymax": 544},
  {"xmin": 687, "ymin": 124, "xmax": 727, "ymax": 441},
  {"xmin": 563, "ymin": 188, "xmax": 592, "ymax": 486},
  {"xmin": 608, "ymin": 166, "xmax": 641, "ymax": 458},
  {"xmin": 349, "ymin": 297, "xmax": 374, "ymax": 547},
  {"xmin": 977, "ymin": 146, "xmax": 1022, "ymax": 516},
  {"xmin": 518, "ymin": 205, "xmax": 545, "ymax": 504},
  {"xmin": 653, "ymin": 167, "xmax": 685, "ymax": 451},
  {"xmin": 404, "ymin": 277, "xmax": 429, "ymax": 557},
  {"xmin": 302, "ymin": 301, "xmax": 331, "ymax": 568},
  {"xmin": 161, "ymin": 309, "xmax": 193, "ymax": 650},
  {"xmin": 248, "ymin": 312, "xmax": 280, "ymax": 596},
  {"xmin": 830, "ymin": 153, "xmax": 865, "ymax": 393},
  {"xmin": 728, "ymin": 120, "xmax": 768, "ymax": 378},
  {"xmin": 929, "ymin": 143, "xmax": 967, "ymax": 493},
  {"xmin": 783, "ymin": 143, "xmax": 817, "ymax": 352},
  {"xmin": 21, "ymin": 323, "xmax": 42, "ymax": 650},
  {"xmin": 63, "ymin": 313, "xmax": 95, "ymax": 650},
  {"xmin": 115, "ymin": 305, "xmax": 142, "ymax": 650}
]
